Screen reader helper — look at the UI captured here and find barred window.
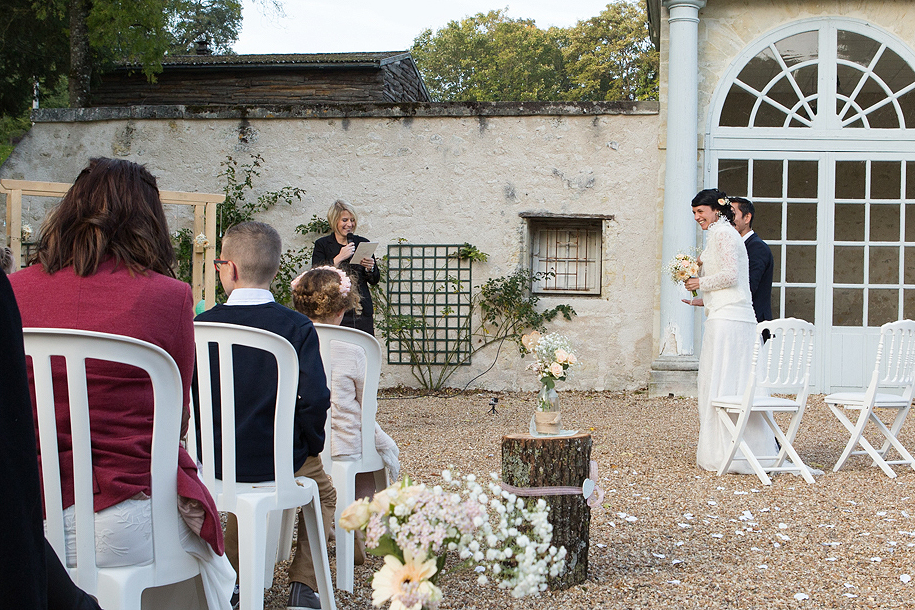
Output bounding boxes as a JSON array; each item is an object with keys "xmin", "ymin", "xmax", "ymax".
[{"xmin": 527, "ymin": 218, "xmax": 603, "ymax": 295}]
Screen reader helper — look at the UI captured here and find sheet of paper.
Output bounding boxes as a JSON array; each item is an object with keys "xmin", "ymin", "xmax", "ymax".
[{"xmin": 352, "ymin": 241, "xmax": 378, "ymax": 262}]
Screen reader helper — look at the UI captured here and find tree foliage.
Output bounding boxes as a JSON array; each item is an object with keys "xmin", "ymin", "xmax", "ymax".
[
  {"xmin": 411, "ymin": 2, "xmax": 658, "ymax": 102},
  {"xmin": 0, "ymin": 0, "xmax": 69, "ymax": 115},
  {"xmin": 562, "ymin": 1, "xmax": 659, "ymax": 101},
  {"xmin": 0, "ymin": 0, "xmax": 248, "ymax": 111},
  {"xmin": 411, "ymin": 10, "xmax": 567, "ymax": 102}
]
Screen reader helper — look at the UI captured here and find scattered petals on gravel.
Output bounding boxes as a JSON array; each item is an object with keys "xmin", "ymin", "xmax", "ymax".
[{"xmin": 261, "ymin": 391, "xmax": 915, "ymax": 609}]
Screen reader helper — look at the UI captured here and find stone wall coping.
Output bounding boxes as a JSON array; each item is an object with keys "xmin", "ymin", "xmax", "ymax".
[{"xmin": 31, "ymin": 101, "xmax": 659, "ymax": 123}]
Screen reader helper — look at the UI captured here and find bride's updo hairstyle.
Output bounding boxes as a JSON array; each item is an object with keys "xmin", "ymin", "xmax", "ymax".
[
  {"xmin": 291, "ymin": 266, "xmax": 361, "ymax": 323},
  {"xmin": 691, "ymin": 188, "xmax": 735, "ymax": 223}
]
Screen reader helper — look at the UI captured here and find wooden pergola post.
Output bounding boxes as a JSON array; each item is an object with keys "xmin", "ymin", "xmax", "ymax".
[{"xmin": 0, "ymin": 179, "xmax": 223, "ymax": 309}]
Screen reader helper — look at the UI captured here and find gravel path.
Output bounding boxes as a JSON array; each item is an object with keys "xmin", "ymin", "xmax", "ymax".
[{"xmin": 263, "ymin": 391, "xmax": 915, "ymax": 609}]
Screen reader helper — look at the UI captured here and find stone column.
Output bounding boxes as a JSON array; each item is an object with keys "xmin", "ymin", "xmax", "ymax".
[{"xmin": 650, "ymin": 0, "xmax": 706, "ymax": 397}]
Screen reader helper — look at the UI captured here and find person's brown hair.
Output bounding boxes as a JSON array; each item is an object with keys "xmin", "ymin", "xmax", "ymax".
[
  {"xmin": 291, "ymin": 266, "xmax": 361, "ymax": 322},
  {"xmin": 32, "ymin": 157, "xmax": 176, "ymax": 277}
]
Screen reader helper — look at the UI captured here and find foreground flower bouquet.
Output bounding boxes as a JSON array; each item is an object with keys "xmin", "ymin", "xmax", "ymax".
[
  {"xmin": 339, "ymin": 472, "xmax": 567, "ymax": 609},
  {"xmin": 521, "ymin": 332, "xmax": 578, "ymax": 434},
  {"xmin": 666, "ymin": 251, "xmax": 700, "ymax": 297}
]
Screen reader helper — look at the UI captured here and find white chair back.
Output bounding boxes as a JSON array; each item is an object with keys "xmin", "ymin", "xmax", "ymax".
[
  {"xmin": 192, "ymin": 322, "xmax": 302, "ymax": 510},
  {"xmin": 868, "ymin": 319, "xmax": 915, "ymax": 403},
  {"xmin": 24, "ymin": 328, "xmax": 198, "ymax": 607},
  {"xmin": 754, "ymin": 317, "xmax": 816, "ymax": 399},
  {"xmin": 313, "ymin": 323, "xmax": 385, "ymax": 475}
]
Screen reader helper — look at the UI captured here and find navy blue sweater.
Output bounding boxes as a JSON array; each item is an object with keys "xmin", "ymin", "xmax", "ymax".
[{"xmin": 194, "ymin": 302, "xmax": 329, "ymax": 482}]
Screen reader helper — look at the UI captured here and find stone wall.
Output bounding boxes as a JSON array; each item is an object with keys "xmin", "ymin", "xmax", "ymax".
[{"xmin": 1, "ymin": 102, "xmax": 661, "ymax": 391}]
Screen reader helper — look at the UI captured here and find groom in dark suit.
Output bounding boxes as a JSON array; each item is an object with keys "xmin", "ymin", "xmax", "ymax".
[{"xmin": 731, "ymin": 197, "xmax": 773, "ymax": 322}]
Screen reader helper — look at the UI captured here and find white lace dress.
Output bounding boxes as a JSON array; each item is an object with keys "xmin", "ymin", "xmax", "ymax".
[{"xmin": 696, "ymin": 218, "xmax": 777, "ymax": 473}]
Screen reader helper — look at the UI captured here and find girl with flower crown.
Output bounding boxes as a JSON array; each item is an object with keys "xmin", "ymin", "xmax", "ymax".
[
  {"xmin": 684, "ymin": 189, "xmax": 776, "ymax": 474},
  {"xmin": 291, "ymin": 266, "xmax": 401, "ymax": 561}
]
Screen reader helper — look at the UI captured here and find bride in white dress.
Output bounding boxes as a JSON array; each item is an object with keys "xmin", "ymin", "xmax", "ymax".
[{"xmin": 683, "ymin": 189, "xmax": 777, "ymax": 473}]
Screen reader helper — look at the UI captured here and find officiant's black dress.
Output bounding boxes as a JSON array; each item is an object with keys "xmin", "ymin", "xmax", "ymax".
[{"xmin": 312, "ymin": 234, "xmax": 380, "ymax": 335}]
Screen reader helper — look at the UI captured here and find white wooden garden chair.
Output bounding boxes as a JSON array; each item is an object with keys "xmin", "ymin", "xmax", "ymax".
[
  {"xmin": 711, "ymin": 318, "xmax": 817, "ymax": 485},
  {"xmin": 824, "ymin": 319, "xmax": 915, "ymax": 478}
]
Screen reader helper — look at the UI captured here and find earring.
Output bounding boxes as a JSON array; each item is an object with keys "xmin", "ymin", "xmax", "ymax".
[{"xmin": 716, "ymin": 211, "xmax": 723, "ymax": 219}]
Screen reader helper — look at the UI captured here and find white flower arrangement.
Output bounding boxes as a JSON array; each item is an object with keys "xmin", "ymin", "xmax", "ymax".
[
  {"xmin": 21, "ymin": 223, "xmax": 33, "ymax": 242},
  {"xmin": 666, "ymin": 250, "xmax": 700, "ymax": 296},
  {"xmin": 194, "ymin": 232, "xmax": 210, "ymax": 248},
  {"xmin": 339, "ymin": 471, "xmax": 566, "ymax": 609},
  {"xmin": 521, "ymin": 331, "xmax": 578, "ymax": 390}
]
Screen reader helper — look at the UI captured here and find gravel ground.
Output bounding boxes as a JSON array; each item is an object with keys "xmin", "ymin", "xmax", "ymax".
[{"xmin": 263, "ymin": 390, "xmax": 915, "ymax": 609}]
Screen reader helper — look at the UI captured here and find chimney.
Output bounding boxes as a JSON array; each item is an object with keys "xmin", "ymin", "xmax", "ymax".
[{"xmin": 195, "ymin": 39, "xmax": 211, "ymax": 56}]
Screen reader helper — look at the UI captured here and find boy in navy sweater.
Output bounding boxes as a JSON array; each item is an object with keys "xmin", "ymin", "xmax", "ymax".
[{"xmin": 195, "ymin": 221, "xmax": 332, "ymax": 610}]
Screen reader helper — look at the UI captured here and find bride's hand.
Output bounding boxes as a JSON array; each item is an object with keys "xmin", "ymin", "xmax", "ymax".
[
  {"xmin": 681, "ymin": 297, "xmax": 704, "ymax": 307},
  {"xmin": 684, "ymin": 277, "xmax": 700, "ymax": 292}
]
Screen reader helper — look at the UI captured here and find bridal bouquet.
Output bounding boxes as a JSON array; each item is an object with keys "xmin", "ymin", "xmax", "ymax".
[
  {"xmin": 666, "ymin": 251, "xmax": 700, "ymax": 296},
  {"xmin": 339, "ymin": 471, "xmax": 566, "ymax": 610}
]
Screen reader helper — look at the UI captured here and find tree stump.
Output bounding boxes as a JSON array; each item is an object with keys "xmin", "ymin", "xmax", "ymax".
[{"xmin": 501, "ymin": 432, "xmax": 592, "ymax": 589}]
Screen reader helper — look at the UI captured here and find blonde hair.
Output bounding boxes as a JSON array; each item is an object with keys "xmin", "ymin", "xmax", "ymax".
[
  {"xmin": 327, "ymin": 199, "xmax": 357, "ymax": 233},
  {"xmin": 221, "ymin": 221, "xmax": 281, "ymax": 285},
  {"xmin": 292, "ymin": 266, "xmax": 361, "ymax": 322}
]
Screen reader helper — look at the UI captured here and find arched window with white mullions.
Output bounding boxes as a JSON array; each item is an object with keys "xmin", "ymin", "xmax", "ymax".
[{"xmin": 705, "ymin": 18, "xmax": 915, "ymax": 393}]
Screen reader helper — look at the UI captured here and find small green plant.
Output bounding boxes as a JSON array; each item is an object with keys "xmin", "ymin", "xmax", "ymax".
[
  {"xmin": 174, "ymin": 153, "xmax": 306, "ymax": 304},
  {"xmin": 371, "ymin": 246, "xmax": 576, "ymax": 390}
]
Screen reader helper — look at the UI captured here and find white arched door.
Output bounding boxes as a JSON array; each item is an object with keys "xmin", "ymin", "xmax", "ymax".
[{"xmin": 706, "ymin": 19, "xmax": 915, "ymax": 392}]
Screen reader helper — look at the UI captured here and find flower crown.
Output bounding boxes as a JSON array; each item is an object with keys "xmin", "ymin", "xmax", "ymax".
[{"xmin": 291, "ymin": 265, "xmax": 352, "ymax": 296}]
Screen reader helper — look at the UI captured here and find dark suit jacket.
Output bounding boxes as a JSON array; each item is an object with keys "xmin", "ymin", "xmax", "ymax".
[{"xmin": 745, "ymin": 231, "xmax": 774, "ymax": 322}]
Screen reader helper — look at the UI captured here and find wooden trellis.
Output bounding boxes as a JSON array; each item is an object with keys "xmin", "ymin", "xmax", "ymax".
[{"xmin": 1, "ymin": 179, "xmax": 223, "ymax": 309}]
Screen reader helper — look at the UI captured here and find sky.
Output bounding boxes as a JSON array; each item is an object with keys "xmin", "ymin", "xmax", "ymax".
[{"xmin": 234, "ymin": 1, "xmax": 617, "ymax": 54}]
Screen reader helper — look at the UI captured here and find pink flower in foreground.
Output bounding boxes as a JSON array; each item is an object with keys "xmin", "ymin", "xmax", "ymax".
[{"xmin": 371, "ymin": 549, "xmax": 442, "ymax": 610}]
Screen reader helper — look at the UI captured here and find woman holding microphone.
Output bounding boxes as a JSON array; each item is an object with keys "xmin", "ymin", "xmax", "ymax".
[{"xmin": 311, "ymin": 200, "xmax": 380, "ymax": 335}]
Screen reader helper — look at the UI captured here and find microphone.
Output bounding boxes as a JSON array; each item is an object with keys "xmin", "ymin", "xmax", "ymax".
[{"xmin": 346, "ymin": 232, "xmax": 355, "ymax": 245}]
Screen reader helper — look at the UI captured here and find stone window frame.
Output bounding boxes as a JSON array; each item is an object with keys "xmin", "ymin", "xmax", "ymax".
[{"xmin": 520, "ymin": 213, "xmax": 612, "ymax": 296}]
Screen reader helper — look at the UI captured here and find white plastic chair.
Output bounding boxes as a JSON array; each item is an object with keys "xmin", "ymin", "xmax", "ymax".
[
  {"xmin": 24, "ymin": 328, "xmax": 203, "ymax": 610},
  {"xmin": 711, "ymin": 318, "xmax": 817, "ymax": 485},
  {"xmin": 825, "ymin": 319, "xmax": 915, "ymax": 478},
  {"xmin": 192, "ymin": 322, "xmax": 335, "ymax": 610},
  {"xmin": 313, "ymin": 323, "xmax": 387, "ymax": 593}
]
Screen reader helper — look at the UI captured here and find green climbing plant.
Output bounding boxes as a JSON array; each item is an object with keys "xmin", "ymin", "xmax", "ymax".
[
  {"xmin": 371, "ymin": 247, "xmax": 576, "ymax": 390},
  {"xmin": 173, "ymin": 153, "xmax": 307, "ymax": 305}
]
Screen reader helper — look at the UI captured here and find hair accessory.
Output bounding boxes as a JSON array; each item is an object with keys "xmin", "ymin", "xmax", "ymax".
[
  {"xmin": 717, "ymin": 197, "xmax": 730, "ymax": 206},
  {"xmin": 292, "ymin": 265, "xmax": 352, "ymax": 296}
]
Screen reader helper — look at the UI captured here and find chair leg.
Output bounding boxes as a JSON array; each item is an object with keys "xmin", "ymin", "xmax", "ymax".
[
  {"xmin": 332, "ymin": 466, "xmax": 358, "ymax": 593},
  {"xmin": 263, "ymin": 510, "xmax": 284, "ymax": 587},
  {"xmin": 828, "ymin": 403, "xmax": 872, "ymax": 473},
  {"xmin": 869, "ymin": 411, "xmax": 915, "ymax": 470},
  {"xmin": 235, "ymin": 505, "xmax": 269, "ymax": 610},
  {"xmin": 299, "ymin": 495, "xmax": 336, "ymax": 610},
  {"xmin": 277, "ymin": 508, "xmax": 297, "ymax": 563}
]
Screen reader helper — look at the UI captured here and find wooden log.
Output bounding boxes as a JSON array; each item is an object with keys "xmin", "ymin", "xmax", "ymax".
[{"xmin": 501, "ymin": 432, "xmax": 592, "ymax": 589}]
